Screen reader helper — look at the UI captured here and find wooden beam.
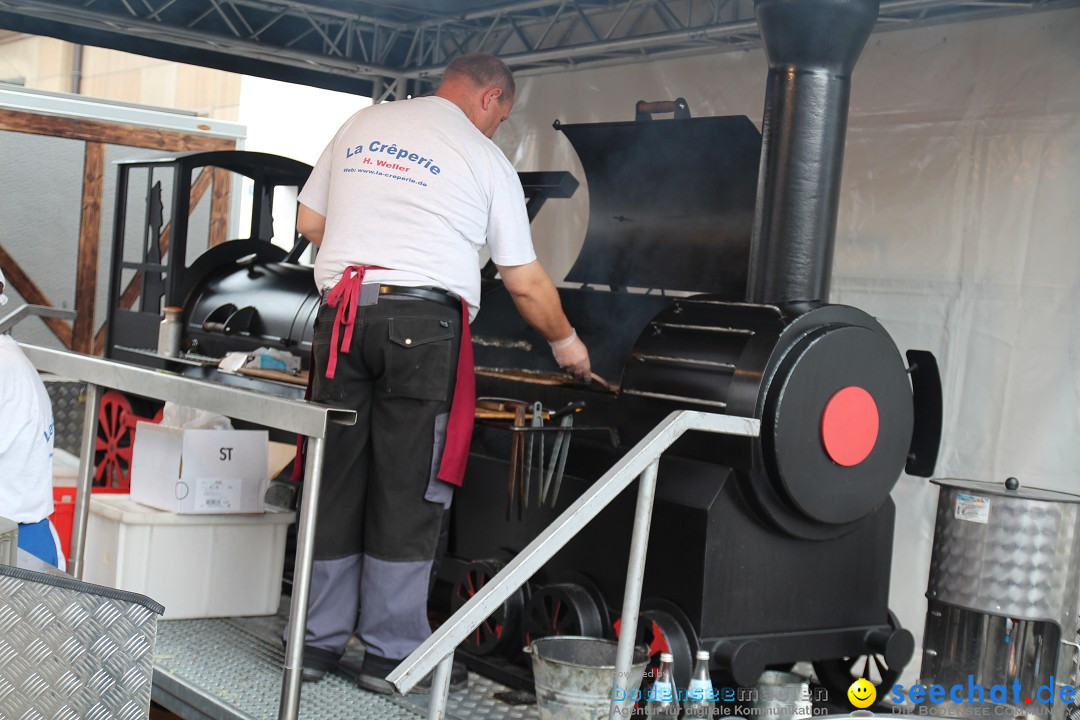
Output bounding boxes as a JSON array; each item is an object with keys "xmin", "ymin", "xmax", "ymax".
[
  {"xmin": 73, "ymin": 143, "xmax": 105, "ymax": 354},
  {"xmin": 0, "ymin": 243, "xmax": 73, "ymax": 348},
  {"xmin": 0, "ymin": 108, "xmax": 236, "ymax": 354},
  {"xmin": 0, "ymin": 110, "xmax": 236, "ymax": 153},
  {"xmin": 92, "ymin": 168, "xmax": 215, "ymax": 355},
  {"xmin": 209, "ymin": 167, "xmax": 231, "ymax": 247}
]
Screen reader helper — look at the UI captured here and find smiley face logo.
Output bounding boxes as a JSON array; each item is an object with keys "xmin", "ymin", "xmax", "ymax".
[{"xmin": 847, "ymin": 678, "xmax": 877, "ymax": 708}]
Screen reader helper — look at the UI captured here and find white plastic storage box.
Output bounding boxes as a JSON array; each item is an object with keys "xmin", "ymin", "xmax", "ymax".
[{"xmin": 83, "ymin": 494, "xmax": 295, "ymax": 619}]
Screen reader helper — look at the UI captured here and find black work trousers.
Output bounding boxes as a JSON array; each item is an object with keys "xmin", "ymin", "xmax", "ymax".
[{"xmin": 299, "ymin": 294, "xmax": 461, "ymax": 669}]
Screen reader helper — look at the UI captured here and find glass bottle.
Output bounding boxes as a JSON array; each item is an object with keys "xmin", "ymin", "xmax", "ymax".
[
  {"xmin": 646, "ymin": 652, "xmax": 681, "ymax": 717},
  {"xmin": 158, "ymin": 306, "xmax": 183, "ymax": 357},
  {"xmin": 683, "ymin": 649, "xmax": 715, "ymax": 718}
]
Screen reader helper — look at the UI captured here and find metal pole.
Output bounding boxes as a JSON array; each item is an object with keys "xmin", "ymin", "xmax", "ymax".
[
  {"xmin": 426, "ymin": 654, "xmax": 454, "ymax": 720},
  {"xmin": 69, "ymin": 382, "xmax": 100, "ymax": 579},
  {"xmin": 279, "ymin": 435, "xmax": 326, "ymax": 720},
  {"xmin": 608, "ymin": 459, "xmax": 660, "ymax": 720}
]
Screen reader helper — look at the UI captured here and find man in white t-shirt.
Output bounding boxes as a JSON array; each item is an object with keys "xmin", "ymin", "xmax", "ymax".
[
  {"xmin": 0, "ymin": 268, "xmax": 62, "ymax": 569},
  {"xmin": 291, "ymin": 54, "xmax": 589, "ymax": 693}
]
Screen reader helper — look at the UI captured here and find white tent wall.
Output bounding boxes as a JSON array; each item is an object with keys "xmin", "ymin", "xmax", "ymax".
[
  {"xmin": 235, "ymin": 75, "xmax": 368, "ymax": 251},
  {"xmin": 496, "ymin": 7, "xmax": 1080, "ymax": 688}
]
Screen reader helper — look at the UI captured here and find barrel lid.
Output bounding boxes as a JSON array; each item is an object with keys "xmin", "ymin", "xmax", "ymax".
[
  {"xmin": 931, "ymin": 477, "xmax": 1080, "ymax": 504},
  {"xmin": 556, "ymin": 115, "xmax": 761, "ymax": 295}
]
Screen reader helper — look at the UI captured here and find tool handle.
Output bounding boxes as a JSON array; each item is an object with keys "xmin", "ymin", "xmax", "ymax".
[
  {"xmin": 551, "ymin": 400, "xmax": 586, "ymax": 419},
  {"xmin": 475, "ymin": 409, "xmax": 549, "ymax": 420}
]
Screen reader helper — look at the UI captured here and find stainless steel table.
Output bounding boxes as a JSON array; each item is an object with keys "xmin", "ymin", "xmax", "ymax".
[{"xmin": 21, "ymin": 344, "xmax": 356, "ymax": 720}]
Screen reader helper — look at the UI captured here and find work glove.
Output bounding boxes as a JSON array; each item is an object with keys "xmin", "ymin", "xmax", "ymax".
[{"xmin": 550, "ymin": 328, "xmax": 591, "ymax": 381}]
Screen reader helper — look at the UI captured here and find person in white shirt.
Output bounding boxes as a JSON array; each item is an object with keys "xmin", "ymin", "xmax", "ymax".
[
  {"xmin": 0, "ymin": 267, "xmax": 62, "ymax": 569},
  {"xmin": 291, "ymin": 53, "xmax": 589, "ymax": 693}
]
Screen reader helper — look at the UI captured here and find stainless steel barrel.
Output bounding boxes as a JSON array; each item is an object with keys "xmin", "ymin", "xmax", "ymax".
[{"xmin": 921, "ymin": 478, "xmax": 1080, "ymax": 720}]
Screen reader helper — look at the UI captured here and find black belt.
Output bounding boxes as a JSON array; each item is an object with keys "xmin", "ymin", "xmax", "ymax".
[{"xmin": 378, "ymin": 284, "xmax": 460, "ymax": 310}]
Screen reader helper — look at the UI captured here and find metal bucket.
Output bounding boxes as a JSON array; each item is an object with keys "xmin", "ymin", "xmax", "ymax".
[
  {"xmin": 753, "ymin": 670, "xmax": 813, "ymax": 720},
  {"xmin": 527, "ymin": 636, "xmax": 650, "ymax": 720}
]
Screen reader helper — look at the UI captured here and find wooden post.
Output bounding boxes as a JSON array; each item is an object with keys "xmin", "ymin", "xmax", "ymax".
[
  {"xmin": 73, "ymin": 142, "xmax": 105, "ymax": 354},
  {"xmin": 209, "ymin": 167, "xmax": 231, "ymax": 247}
]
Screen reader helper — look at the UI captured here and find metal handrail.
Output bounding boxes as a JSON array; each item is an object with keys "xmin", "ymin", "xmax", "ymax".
[
  {"xmin": 17, "ymin": 344, "xmax": 356, "ymax": 720},
  {"xmin": 0, "ymin": 305, "xmax": 77, "ymax": 334},
  {"xmin": 387, "ymin": 409, "xmax": 761, "ymax": 720}
]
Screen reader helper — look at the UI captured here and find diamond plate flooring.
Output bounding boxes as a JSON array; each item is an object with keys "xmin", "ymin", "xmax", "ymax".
[
  {"xmin": 393, "ymin": 675, "xmax": 540, "ymax": 720},
  {"xmin": 0, "ymin": 567, "xmax": 159, "ymax": 720},
  {"xmin": 153, "ymin": 611, "xmax": 542, "ymax": 720},
  {"xmin": 44, "ymin": 380, "xmax": 87, "ymax": 457}
]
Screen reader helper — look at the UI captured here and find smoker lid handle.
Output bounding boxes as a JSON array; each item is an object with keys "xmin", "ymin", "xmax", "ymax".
[{"xmin": 634, "ymin": 98, "xmax": 691, "ymax": 121}]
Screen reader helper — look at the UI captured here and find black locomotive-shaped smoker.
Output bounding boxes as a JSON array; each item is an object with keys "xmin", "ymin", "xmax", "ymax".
[
  {"xmin": 445, "ymin": 0, "xmax": 942, "ymax": 697},
  {"xmin": 98, "ymin": 0, "xmax": 942, "ymax": 700}
]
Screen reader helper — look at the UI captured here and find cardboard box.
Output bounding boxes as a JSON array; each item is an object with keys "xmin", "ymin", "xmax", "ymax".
[
  {"xmin": 130, "ymin": 422, "xmax": 269, "ymax": 514},
  {"xmin": 83, "ymin": 494, "xmax": 294, "ymax": 619}
]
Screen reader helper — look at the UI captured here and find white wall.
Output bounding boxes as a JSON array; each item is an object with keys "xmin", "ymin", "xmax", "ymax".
[
  {"xmin": 496, "ymin": 7, "xmax": 1080, "ymax": 687},
  {"xmin": 235, "ymin": 76, "xmax": 369, "ymax": 248},
  {"xmin": 237, "ymin": 75, "xmax": 367, "ymax": 164}
]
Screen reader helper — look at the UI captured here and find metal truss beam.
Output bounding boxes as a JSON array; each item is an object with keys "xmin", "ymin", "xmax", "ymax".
[{"xmin": 1, "ymin": 0, "xmax": 1077, "ymax": 96}]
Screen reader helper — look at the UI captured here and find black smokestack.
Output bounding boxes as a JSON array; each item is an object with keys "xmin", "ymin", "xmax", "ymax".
[{"xmin": 746, "ymin": 0, "xmax": 879, "ymax": 304}]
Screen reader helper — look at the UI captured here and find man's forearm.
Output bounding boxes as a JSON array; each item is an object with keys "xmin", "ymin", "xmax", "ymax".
[
  {"xmin": 498, "ymin": 260, "xmax": 590, "ymax": 378},
  {"xmin": 497, "ymin": 262, "xmax": 573, "ymax": 342}
]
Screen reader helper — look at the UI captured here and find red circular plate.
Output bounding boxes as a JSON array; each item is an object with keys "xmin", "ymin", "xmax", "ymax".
[{"xmin": 821, "ymin": 386, "xmax": 879, "ymax": 467}]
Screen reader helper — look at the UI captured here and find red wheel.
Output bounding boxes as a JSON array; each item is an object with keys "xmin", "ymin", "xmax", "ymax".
[
  {"xmin": 525, "ymin": 583, "xmax": 604, "ymax": 642},
  {"xmin": 615, "ymin": 601, "xmax": 697, "ymax": 691},
  {"xmin": 449, "ymin": 559, "xmax": 524, "ymax": 656},
  {"xmin": 95, "ymin": 391, "xmax": 134, "ymax": 488}
]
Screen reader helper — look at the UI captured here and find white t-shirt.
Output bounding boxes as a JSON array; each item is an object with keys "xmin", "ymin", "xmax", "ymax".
[
  {"xmin": 0, "ymin": 335, "xmax": 55, "ymax": 524},
  {"xmin": 299, "ymin": 96, "xmax": 536, "ymax": 321}
]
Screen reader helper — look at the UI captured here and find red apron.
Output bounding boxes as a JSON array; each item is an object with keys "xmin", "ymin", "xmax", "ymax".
[{"xmin": 293, "ymin": 265, "xmax": 474, "ymax": 487}]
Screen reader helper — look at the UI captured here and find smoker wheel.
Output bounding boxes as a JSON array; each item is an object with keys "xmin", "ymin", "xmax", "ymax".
[
  {"xmin": 95, "ymin": 391, "xmax": 134, "ymax": 488},
  {"xmin": 525, "ymin": 583, "xmax": 604, "ymax": 642},
  {"xmin": 448, "ymin": 559, "xmax": 525, "ymax": 657},
  {"xmin": 611, "ymin": 602, "xmax": 697, "ymax": 709},
  {"xmin": 812, "ymin": 611, "xmax": 907, "ymax": 707},
  {"xmin": 636, "ymin": 603, "xmax": 697, "ymax": 690},
  {"xmin": 553, "ymin": 572, "xmax": 613, "ymax": 639},
  {"xmin": 95, "ymin": 393, "xmax": 163, "ymax": 488}
]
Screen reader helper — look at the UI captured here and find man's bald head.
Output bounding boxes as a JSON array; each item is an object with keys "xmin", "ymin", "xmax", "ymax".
[
  {"xmin": 435, "ymin": 54, "xmax": 516, "ymax": 138},
  {"xmin": 439, "ymin": 54, "xmax": 515, "ymax": 103}
]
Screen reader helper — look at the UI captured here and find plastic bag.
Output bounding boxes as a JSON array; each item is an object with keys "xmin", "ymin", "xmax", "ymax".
[
  {"xmin": 160, "ymin": 402, "xmax": 233, "ymax": 430},
  {"xmin": 217, "ymin": 348, "xmax": 301, "ymax": 375},
  {"xmin": 247, "ymin": 347, "xmax": 301, "ymax": 373}
]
